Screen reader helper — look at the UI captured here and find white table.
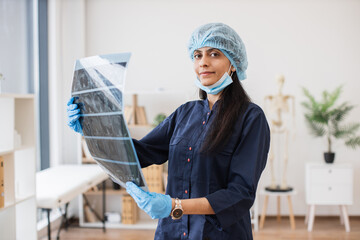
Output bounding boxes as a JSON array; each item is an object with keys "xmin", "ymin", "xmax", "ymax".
[
  {"xmin": 259, "ymin": 189, "xmax": 297, "ymax": 230},
  {"xmin": 305, "ymin": 163, "xmax": 353, "ymax": 232},
  {"xmin": 36, "ymin": 164, "xmax": 108, "ymax": 239}
]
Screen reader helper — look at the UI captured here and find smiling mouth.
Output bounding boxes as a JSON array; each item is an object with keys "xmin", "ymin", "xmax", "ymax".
[{"xmin": 200, "ymin": 72, "xmax": 215, "ymax": 76}]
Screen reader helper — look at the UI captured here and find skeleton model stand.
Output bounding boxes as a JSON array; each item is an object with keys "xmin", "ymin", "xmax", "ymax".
[{"xmin": 264, "ymin": 75, "xmax": 295, "ymax": 192}]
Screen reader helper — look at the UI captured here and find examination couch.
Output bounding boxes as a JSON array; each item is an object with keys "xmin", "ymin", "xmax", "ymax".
[{"xmin": 36, "ymin": 164, "xmax": 108, "ymax": 240}]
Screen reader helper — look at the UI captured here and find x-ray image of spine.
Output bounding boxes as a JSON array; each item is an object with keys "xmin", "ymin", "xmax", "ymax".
[
  {"xmin": 264, "ymin": 75, "xmax": 296, "ymax": 192},
  {"xmin": 71, "ymin": 53, "xmax": 148, "ymax": 191}
]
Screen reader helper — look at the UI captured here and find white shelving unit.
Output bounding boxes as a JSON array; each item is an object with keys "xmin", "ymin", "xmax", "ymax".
[{"xmin": 0, "ymin": 94, "xmax": 37, "ymax": 240}]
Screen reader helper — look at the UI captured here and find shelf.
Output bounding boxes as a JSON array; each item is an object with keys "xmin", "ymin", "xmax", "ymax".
[
  {"xmin": 128, "ymin": 125, "xmax": 154, "ymax": 140},
  {"xmin": 84, "ymin": 188, "xmax": 165, "ymax": 196},
  {"xmin": 0, "ymin": 195, "xmax": 35, "ymax": 212},
  {"xmin": 0, "ymin": 186, "xmax": 34, "ymax": 212},
  {"xmin": 0, "ymin": 94, "xmax": 34, "ymax": 99},
  {"xmin": 84, "ymin": 189, "xmax": 127, "ymax": 196},
  {"xmin": 0, "ymin": 94, "xmax": 36, "ymax": 239},
  {"xmin": 0, "ymin": 149, "xmax": 13, "ymax": 155},
  {"xmin": 15, "ymin": 145, "xmax": 34, "ymax": 151},
  {"xmin": 0, "ymin": 201, "xmax": 16, "ymax": 212},
  {"xmin": 0, "ymin": 145, "xmax": 34, "ymax": 155},
  {"xmin": 81, "ymin": 218, "xmax": 158, "ymax": 230},
  {"xmin": 15, "ymin": 195, "xmax": 36, "ymax": 205},
  {"xmin": 127, "ymin": 124, "xmax": 152, "ymax": 128}
]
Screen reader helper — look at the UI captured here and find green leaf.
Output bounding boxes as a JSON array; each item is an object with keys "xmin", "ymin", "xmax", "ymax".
[
  {"xmin": 329, "ymin": 103, "xmax": 354, "ymax": 122},
  {"xmin": 153, "ymin": 113, "xmax": 167, "ymax": 127},
  {"xmin": 345, "ymin": 136, "xmax": 360, "ymax": 149},
  {"xmin": 308, "ymin": 109, "xmax": 329, "ymax": 124},
  {"xmin": 302, "ymin": 87, "xmax": 317, "ymax": 109},
  {"xmin": 333, "ymin": 123, "xmax": 360, "ymax": 139},
  {"xmin": 304, "ymin": 115, "xmax": 326, "ymax": 137},
  {"xmin": 301, "ymin": 102, "xmax": 312, "ymax": 111},
  {"xmin": 320, "ymin": 86, "xmax": 342, "ymax": 112}
]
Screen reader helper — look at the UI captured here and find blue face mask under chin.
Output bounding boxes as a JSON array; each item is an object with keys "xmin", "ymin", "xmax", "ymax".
[{"xmin": 194, "ymin": 66, "xmax": 234, "ymax": 95}]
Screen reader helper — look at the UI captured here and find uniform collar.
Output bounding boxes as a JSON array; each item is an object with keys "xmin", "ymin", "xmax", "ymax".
[{"xmin": 203, "ymin": 98, "xmax": 220, "ymax": 112}]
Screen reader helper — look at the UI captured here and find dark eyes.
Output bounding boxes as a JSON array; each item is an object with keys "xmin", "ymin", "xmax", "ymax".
[
  {"xmin": 210, "ymin": 52, "xmax": 219, "ymax": 57},
  {"xmin": 194, "ymin": 51, "xmax": 220, "ymax": 59},
  {"xmin": 194, "ymin": 53, "xmax": 202, "ymax": 59}
]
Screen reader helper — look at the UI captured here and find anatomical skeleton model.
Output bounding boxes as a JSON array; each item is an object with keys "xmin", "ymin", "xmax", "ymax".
[{"xmin": 264, "ymin": 75, "xmax": 295, "ymax": 191}]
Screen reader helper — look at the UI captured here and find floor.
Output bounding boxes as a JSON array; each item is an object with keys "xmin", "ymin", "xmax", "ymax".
[
  {"xmin": 40, "ymin": 216, "xmax": 360, "ymax": 240},
  {"xmin": 254, "ymin": 216, "xmax": 360, "ymax": 240}
]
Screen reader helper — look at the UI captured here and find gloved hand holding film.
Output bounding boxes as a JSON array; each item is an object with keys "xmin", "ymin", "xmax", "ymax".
[
  {"xmin": 67, "ymin": 97, "xmax": 83, "ymax": 135},
  {"xmin": 126, "ymin": 182, "xmax": 172, "ymax": 219}
]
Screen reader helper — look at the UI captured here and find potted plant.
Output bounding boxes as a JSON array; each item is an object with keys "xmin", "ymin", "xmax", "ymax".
[
  {"xmin": 301, "ymin": 86, "xmax": 360, "ymax": 163},
  {"xmin": 153, "ymin": 113, "xmax": 167, "ymax": 127},
  {"xmin": 153, "ymin": 113, "xmax": 169, "ymax": 188}
]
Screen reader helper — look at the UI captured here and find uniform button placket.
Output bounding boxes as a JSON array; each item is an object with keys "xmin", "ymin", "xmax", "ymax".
[{"xmin": 185, "ymin": 146, "xmax": 191, "ymax": 200}]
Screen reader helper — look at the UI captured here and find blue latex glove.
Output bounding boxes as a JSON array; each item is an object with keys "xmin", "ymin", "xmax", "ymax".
[
  {"xmin": 126, "ymin": 182, "xmax": 172, "ymax": 219},
  {"xmin": 67, "ymin": 97, "xmax": 83, "ymax": 135}
]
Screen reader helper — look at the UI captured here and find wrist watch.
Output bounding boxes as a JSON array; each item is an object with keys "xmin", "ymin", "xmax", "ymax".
[{"xmin": 170, "ymin": 198, "xmax": 183, "ymax": 220}]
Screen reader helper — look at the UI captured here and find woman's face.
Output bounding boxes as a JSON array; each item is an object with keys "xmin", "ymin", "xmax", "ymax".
[{"xmin": 193, "ymin": 47, "xmax": 234, "ymax": 86}]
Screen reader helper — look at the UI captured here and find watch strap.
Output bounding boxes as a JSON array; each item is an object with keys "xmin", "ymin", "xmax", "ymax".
[{"xmin": 171, "ymin": 198, "xmax": 183, "ymax": 220}]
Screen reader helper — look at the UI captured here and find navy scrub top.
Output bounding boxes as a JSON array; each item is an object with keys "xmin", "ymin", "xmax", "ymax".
[{"xmin": 132, "ymin": 99, "xmax": 270, "ymax": 240}]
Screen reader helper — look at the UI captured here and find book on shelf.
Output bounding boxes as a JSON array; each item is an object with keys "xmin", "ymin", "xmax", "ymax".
[
  {"xmin": 142, "ymin": 164, "xmax": 164, "ymax": 193},
  {"xmin": 121, "ymin": 194, "xmax": 138, "ymax": 224}
]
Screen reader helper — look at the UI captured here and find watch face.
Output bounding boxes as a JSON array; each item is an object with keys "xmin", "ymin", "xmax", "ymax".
[{"xmin": 172, "ymin": 209, "xmax": 183, "ymax": 218}]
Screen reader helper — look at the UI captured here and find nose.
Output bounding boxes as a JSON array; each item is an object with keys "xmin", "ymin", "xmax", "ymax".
[{"xmin": 199, "ymin": 55, "xmax": 209, "ymax": 67}]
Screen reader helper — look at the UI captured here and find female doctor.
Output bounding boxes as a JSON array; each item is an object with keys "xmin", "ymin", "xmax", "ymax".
[{"xmin": 67, "ymin": 23, "xmax": 270, "ymax": 240}]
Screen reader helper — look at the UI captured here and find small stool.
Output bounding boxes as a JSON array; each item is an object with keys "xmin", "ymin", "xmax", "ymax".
[{"xmin": 259, "ymin": 189, "xmax": 297, "ymax": 230}]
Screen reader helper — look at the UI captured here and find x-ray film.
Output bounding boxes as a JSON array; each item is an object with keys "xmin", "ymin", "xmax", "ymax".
[{"xmin": 71, "ymin": 53, "xmax": 148, "ymax": 191}]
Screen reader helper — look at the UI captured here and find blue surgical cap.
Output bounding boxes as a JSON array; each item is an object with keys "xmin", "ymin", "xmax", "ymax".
[{"xmin": 187, "ymin": 23, "xmax": 248, "ymax": 80}]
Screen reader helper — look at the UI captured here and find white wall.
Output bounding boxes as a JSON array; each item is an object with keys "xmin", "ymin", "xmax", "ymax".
[
  {"xmin": 51, "ymin": 0, "xmax": 360, "ymax": 216},
  {"xmin": 48, "ymin": 0, "xmax": 87, "ymax": 217},
  {"xmin": 49, "ymin": 0, "xmax": 86, "ymax": 167}
]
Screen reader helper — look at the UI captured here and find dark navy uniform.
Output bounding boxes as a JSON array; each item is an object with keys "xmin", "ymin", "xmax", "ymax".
[{"xmin": 133, "ymin": 99, "xmax": 270, "ymax": 240}]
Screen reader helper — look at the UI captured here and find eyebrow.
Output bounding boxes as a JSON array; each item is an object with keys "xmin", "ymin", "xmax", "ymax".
[
  {"xmin": 206, "ymin": 48, "xmax": 220, "ymax": 52},
  {"xmin": 194, "ymin": 48, "xmax": 220, "ymax": 54}
]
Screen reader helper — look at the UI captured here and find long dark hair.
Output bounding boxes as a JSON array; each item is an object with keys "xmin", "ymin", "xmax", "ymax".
[{"xmin": 200, "ymin": 73, "xmax": 251, "ymax": 153}]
